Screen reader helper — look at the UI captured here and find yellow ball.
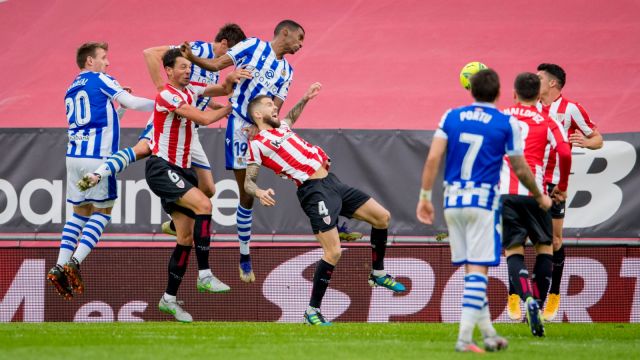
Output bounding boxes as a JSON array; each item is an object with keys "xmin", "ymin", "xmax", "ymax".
[{"xmin": 459, "ymin": 61, "xmax": 488, "ymax": 90}]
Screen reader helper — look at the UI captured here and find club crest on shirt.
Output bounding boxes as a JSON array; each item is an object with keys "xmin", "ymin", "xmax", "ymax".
[
  {"xmin": 176, "ymin": 180, "xmax": 185, "ymax": 189},
  {"xmin": 323, "ymin": 216, "xmax": 331, "ymax": 225}
]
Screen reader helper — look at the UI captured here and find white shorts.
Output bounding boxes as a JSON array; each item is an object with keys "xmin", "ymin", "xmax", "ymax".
[
  {"xmin": 138, "ymin": 117, "xmax": 210, "ymax": 169},
  {"xmin": 224, "ymin": 112, "xmax": 252, "ymax": 170},
  {"xmin": 66, "ymin": 157, "xmax": 116, "ymax": 208},
  {"xmin": 444, "ymin": 207, "xmax": 502, "ymax": 266},
  {"xmin": 191, "ymin": 130, "xmax": 211, "ymax": 169}
]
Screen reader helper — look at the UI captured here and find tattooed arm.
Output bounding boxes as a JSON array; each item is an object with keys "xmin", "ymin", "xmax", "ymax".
[
  {"xmin": 282, "ymin": 82, "xmax": 322, "ymax": 127},
  {"xmin": 244, "ymin": 164, "xmax": 276, "ymax": 206}
]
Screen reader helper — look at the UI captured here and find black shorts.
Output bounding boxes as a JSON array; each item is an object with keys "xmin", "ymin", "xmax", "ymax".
[
  {"xmin": 547, "ymin": 183, "xmax": 566, "ymax": 219},
  {"xmin": 296, "ymin": 172, "xmax": 371, "ymax": 234},
  {"xmin": 501, "ymin": 194, "xmax": 552, "ymax": 249},
  {"xmin": 145, "ymin": 156, "xmax": 198, "ymax": 218}
]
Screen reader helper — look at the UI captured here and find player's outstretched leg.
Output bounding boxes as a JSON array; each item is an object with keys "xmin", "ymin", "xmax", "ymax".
[
  {"xmin": 351, "ymin": 198, "xmax": 406, "ymax": 292},
  {"xmin": 77, "ymin": 147, "xmax": 136, "ymax": 191},
  {"xmin": 367, "ymin": 226, "xmax": 405, "ymax": 293}
]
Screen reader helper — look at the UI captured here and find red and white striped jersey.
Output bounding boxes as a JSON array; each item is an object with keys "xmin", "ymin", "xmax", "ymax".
[
  {"xmin": 247, "ymin": 123, "xmax": 330, "ymax": 186},
  {"xmin": 500, "ymin": 103, "xmax": 571, "ymax": 196},
  {"xmin": 537, "ymin": 95, "xmax": 597, "ymax": 184},
  {"xmin": 151, "ymin": 82, "xmax": 207, "ymax": 168}
]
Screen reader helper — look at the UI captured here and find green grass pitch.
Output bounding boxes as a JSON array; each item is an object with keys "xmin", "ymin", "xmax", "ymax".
[{"xmin": 1, "ymin": 322, "xmax": 638, "ymax": 359}]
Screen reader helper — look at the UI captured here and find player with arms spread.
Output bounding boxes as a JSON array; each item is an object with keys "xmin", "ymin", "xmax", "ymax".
[
  {"xmin": 243, "ymin": 83, "xmax": 406, "ymax": 326},
  {"xmin": 181, "ymin": 20, "xmax": 304, "ymax": 282},
  {"xmin": 144, "ymin": 48, "xmax": 249, "ymax": 322},
  {"xmin": 77, "ymin": 24, "xmax": 246, "ymax": 215}
]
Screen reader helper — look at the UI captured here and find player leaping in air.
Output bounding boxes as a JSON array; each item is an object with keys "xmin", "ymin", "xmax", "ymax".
[{"xmin": 243, "ymin": 83, "xmax": 406, "ymax": 326}]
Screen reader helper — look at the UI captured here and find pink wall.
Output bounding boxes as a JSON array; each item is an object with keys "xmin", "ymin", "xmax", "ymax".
[{"xmin": 1, "ymin": 0, "xmax": 639, "ymax": 132}]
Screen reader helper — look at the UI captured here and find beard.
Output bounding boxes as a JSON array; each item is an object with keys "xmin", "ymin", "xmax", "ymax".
[{"xmin": 264, "ymin": 116, "xmax": 280, "ymax": 128}]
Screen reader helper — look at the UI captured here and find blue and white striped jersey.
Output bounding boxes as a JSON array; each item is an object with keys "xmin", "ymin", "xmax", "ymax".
[
  {"xmin": 186, "ymin": 41, "xmax": 219, "ymax": 110},
  {"xmin": 226, "ymin": 37, "xmax": 294, "ymax": 123},
  {"xmin": 436, "ymin": 102, "xmax": 523, "ymax": 210},
  {"xmin": 65, "ymin": 71, "xmax": 125, "ymax": 159}
]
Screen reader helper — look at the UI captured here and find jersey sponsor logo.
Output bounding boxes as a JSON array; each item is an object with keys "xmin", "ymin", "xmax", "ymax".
[
  {"xmin": 270, "ymin": 132, "xmax": 294, "ymax": 148},
  {"xmin": 68, "ymin": 133, "xmax": 90, "ymax": 142},
  {"xmin": 245, "ymin": 65, "xmax": 280, "ymax": 94},
  {"xmin": 265, "ymin": 69, "xmax": 275, "ymax": 79}
]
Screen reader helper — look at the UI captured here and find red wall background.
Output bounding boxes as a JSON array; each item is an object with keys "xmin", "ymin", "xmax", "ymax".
[{"xmin": 1, "ymin": 0, "xmax": 639, "ymax": 131}]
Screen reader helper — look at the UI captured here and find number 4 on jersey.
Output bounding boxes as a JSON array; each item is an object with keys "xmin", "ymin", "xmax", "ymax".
[{"xmin": 318, "ymin": 201, "xmax": 329, "ymax": 216}]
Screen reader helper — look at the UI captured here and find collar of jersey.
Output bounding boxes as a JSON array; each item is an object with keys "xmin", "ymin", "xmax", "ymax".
[{"xmin": 471, "ymin": 102, "xmax": 497, "ymax": 108}]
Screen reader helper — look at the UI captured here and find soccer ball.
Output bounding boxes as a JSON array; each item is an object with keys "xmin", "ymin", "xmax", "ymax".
[{"xmin": 459, "ymin": 61, "xmax": 488, "ymax": 90}]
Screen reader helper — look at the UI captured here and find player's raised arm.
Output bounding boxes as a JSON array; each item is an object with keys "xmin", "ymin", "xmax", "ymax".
[
  {"xmin": 244, "ymin": 163, "xmax": 276, "ymax": 206},
  {"xmin": 113, "ymin": 91, "xmax": 154, "ymax": 112},
  {"xmin": 174, "ymin": 103, "xmax": 232, "ymax": 126},
  {"xmin": 282, "ymin": 82, "xmax": 322, "ymax": 127},
  {"xmin": 143, "ymin": 45, "xmax": 172, "ymax": 91},
  {"xmin": 180, "ymin": 41, "xmax": 234, "ymax": 72},
  {"xmin": 201, "ymin": 69, "xmax": 253, "ymax": 98},
  {"xmin": 416, "ymin": 136, "xmax": 447, "ymax": 224}
]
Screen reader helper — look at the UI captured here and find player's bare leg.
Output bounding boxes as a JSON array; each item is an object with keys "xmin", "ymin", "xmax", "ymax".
[
  {"xmin": 234, "ymin": 169, "xmax": 256, "ymax": 283},
  {"xmin": 352, "ymin": 198, "xmax": 405, "ymax": 292}
]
